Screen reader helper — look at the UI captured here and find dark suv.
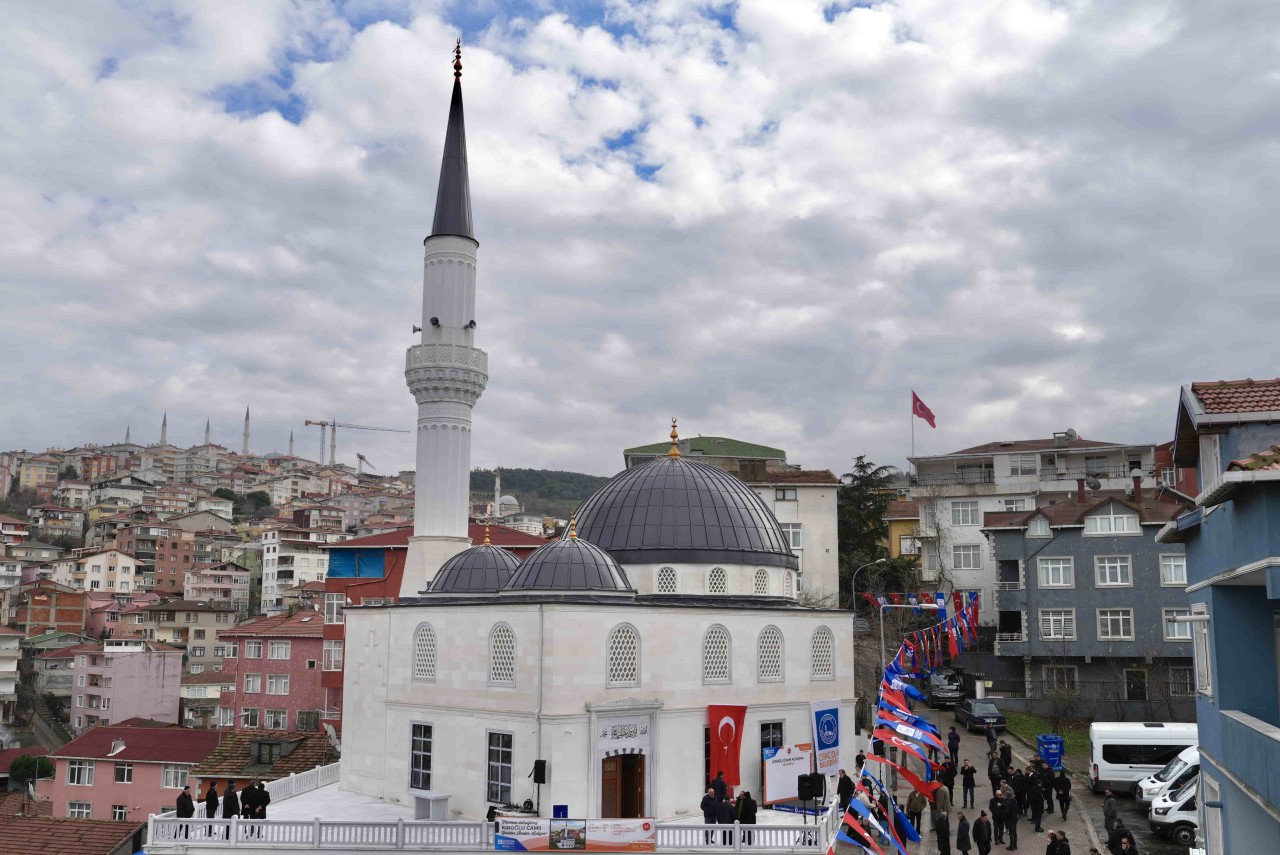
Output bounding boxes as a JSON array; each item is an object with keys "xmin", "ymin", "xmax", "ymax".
[{"xmin": 927, "ymin": 670, "xmax": 964, "ymax": 707}]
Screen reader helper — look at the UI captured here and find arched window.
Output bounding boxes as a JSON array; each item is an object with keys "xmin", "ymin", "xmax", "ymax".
[
  {"xmin": 754, "ymin": 568, "xmax": 769, "ymax": 595},
  {"xmin": 703, "ymin": 625, "xmax": 731, "ymax": 683},
  {"xmin": 489, "ymin": 623, "xmax": 516, "ymax": 685},
  {"xmin": 757, "ymin": 625, "xmax": 783, "ymax": 682},
  {"xmin": 810, "ymin": 626, "xmax": 834, "ymax": 680},
  {"xmin": 412, "ymin": 623, "xmax": 437, "ymax": 681},
  {"xmin": 607, "ymin": 623, "xmax": 640, "ymax": 687},
  {"xmin": 657, "ymin": 567, "xmax": 678, "ymax": 593},
  {"xmin": 707, "ymin": 567, "xmax": 727, "ymax": 594},
  {"xmin": 785, "ymin": 571, "xmax": 795, "ymax": 598}
]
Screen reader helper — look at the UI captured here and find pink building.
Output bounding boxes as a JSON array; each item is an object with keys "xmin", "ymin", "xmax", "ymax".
[
  {"xmin": 0, "ymin": 514, "xmax": 30, "ymax": 544},
  {"xmin": 218, "ymin": 611, "xmax": 323, "ymax": 732},
  {"xmin": 69, "ymin": 639, "xmax": 182, "ymax": 735},
  {"xmin": 84, "ymin": 592, "xmax": 162, "ymax": 639},
  {"xmin": 43, "ymin": 720, "xmax": 222, "ymax": 822}
]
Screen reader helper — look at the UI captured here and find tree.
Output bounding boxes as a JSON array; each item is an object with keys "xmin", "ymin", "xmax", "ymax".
[
  {"xmin": 59, "ymin": 465, "xmax": 80, "ymax": 480},
  {"xmin": 836, "ymin": 456, "xmax": 901, "ymax": 558},
  {"xmin": 9, "ymin": 755, "xmax": 53, "ymax": 782},
  {"xmin": 213, "ymin": 488, "xmax": 237, "ymax": 502},
  {"xmin": 245, "ymin": 491, "xmax": 271, "ymax": 509}
]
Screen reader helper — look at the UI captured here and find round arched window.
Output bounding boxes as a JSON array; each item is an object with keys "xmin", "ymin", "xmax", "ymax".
[
  {"xmin": 412, "ymin": 623, "xmax": 437, "ymax": 681},
  {"xmin": 810, "ymin": 626, "xmax": 834, "ymax": 680},
  {"xmin": 489, "ymin": 623, "xmax": 516, "ymax": 685},
  {"xmin": 703, "ymin": 625, "xmax": 731, "ymax": 683},
  {"xmin": 707, "ymin": 567, "xmax": 727, "ymax": 594},
  {"xmin": 607, "ymin": 624, "xmax": 640, "ymax": 687},
  {"xmin": 657, "ymin": 566, "xmax": 677, "ymax": 593},
  {"xmin": 754, "ymin": 568, "xmax": 769, "ymax": 595},
  {"xmin": 757, "ymin": 626, "xmax": 783, "ymax": 681}
]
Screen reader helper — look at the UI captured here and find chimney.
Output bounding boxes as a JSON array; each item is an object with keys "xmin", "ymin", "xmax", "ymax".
[
  {"xmin": 1076, "ymin": 479, "xmax": 1086, "ymax": 503},
  {"xmin": 1132, "ymin": 472, "xmax": 1143, "ymax": 503}
]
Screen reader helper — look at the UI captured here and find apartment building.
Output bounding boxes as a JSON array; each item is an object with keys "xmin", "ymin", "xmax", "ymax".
[
  {"xmin": 218, "ymin": 611, "xmax": 324, "ymax": 733},
  {"xmin": 136, "ymin": 600, "xmax": 240, "ymax": 673},
  {"xmin": 52, "ymin": 481, "xmax": 90, "ymax": 509},
  {"xmin": 113, "ymin": 522, "xmax": 195, "ymax": 594},
  {"xmin": 53, "ymin": 549, "xmax": 140, "ymax": 593},
  {"xmin": 183, "ymin": 561, "xmax": 252, "ymax": 612},
  {"xmin": 259, "ymin": 526, "xmax": 347, "ymax": 614},
  {"xmin": 27, "ymin": 505, "xmax": 85, "ymax": 542},
  {"xmin": 908, "ymin": 433, "xmax": 1162, "ymax": 616},
  {"xmin": 0, "ymin": 627, "xmax": 18, "ymax": 723},
  {"xmin": 7, "ymin": 580, "xmax": 89, "ymax": 637},
  {"xmin": 0, "ymin": 515, "xmax": 30, "ymax": 545},
  {"xmin": 18, "ymin": 454, "xmax": 61, "ymax": 491},
  {"xmin": 180, "ymin": 671, "xmax": 237, "ymax": 728},
  {"xmin": 68, "ymin": 639, "xmax": 182, "ymax": 734}
]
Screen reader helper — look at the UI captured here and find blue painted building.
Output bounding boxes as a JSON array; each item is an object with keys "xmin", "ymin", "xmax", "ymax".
[{"xmin": 1159, "ymin": 379, "xmax": 1280, "ymax": 853}]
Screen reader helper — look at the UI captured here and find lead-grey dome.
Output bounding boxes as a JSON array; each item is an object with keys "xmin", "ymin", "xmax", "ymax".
[
  {"xmin": 506, "ymin": 536, "xmax": 632, "ymax": 592},
  {"xmin": 430, "ymin": 544, "xmax": 520, "ymax": 593},
  {"xmin": 574, "ymin": 457, "xmax": 798, "ymax": 570}
]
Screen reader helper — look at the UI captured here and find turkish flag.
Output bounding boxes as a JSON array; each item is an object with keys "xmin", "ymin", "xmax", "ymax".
[
  {"xmin": 708, "ymin": 705, "xmax": 748, "ymax": 786},
  {"xmin": 911, "ymin": 391, "xmax": 937, "ymax": 428}
]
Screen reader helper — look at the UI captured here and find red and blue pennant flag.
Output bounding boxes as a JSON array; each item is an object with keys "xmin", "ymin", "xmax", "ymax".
[
  {"xmin": 844, "ymin": 803, "xmax": 909, "ymax": 855},
  {"xmin": 864, "ymin": 754, "xmax": 944, "ymax": 802},
  {"xmin": 872, "ymin": 728, "xmax": 943, "ymax": 770},
  {"xmin": 875, "ymin": 714, "xmax": 946, "ymax": 752}
]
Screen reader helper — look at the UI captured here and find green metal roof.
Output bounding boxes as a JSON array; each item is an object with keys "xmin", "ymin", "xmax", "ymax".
[{"xmin": 624, "ymin": 436, "xmax": 786, "ymax": 460}]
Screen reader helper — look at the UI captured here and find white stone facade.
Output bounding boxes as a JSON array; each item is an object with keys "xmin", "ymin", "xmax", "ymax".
[{"xmin": 749, "ymin": 483, "xmax": 839, "ymax": 602}]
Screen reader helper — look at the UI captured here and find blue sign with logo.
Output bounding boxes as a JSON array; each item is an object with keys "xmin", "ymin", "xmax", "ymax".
[{"xmin": 810, "ymin": 700, "xmax": 841, "ymax": 772}]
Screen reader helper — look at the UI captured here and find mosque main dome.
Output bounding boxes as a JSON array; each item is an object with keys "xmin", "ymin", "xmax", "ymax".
[{"xmin": 574, "ymin": 453, "xmax": 799, "ymax": 571}]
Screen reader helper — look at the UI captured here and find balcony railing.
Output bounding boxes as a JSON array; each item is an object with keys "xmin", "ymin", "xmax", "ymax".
[
  {"xmin": 995, "ymin": 632, "xmax": 1026, "ymax": 643},
  {"xmin": 1220, "ymin": 710, "xmax": 1280, "ymax": 810},
  {"xmin": 1040, "ymin": 466, "xmax": 1150, "ymax": 481},
  {"xmin": 913, "ymin": 471, "xmax": 996, "ymax": 486},
  {"xmin": 994, "ymin": 581, "xmax": 1023, "ymax": 591}
]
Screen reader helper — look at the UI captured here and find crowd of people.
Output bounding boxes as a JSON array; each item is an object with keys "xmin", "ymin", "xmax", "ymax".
[
  {"xmin": 699, "ymin": 771, "xmax": 759, "ymax": 844},
  {"xmin": 172, "ymin": 779, "xmax": 272, "ymax": 838}
]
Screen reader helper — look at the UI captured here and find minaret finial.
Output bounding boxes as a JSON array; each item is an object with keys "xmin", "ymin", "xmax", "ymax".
[
  {"xmin": 483, "ymin": 524, "xmax": 491, "ymax": 545},
  {"xmin": 667, "ymin": 417, "xmax": 681, "ymax": 458},
  {"xmin": 454, "ymin": 38, "xmax": 462, "ymax": 80},
  {"xmin": 569, "ymin": 511, "xmax": 578, "ymax": 540}
]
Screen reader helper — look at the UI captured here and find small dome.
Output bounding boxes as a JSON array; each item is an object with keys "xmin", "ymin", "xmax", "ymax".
[
  {"xmin": 506, "ymin": 536, "xmax": 632, "ymax": 592},
  {"xmin": 430, "ymin": 544, "xmax": 520, "ymax": 593},
  {"xmin": 499, "ymin": 495, "xmax": 520, "ymax": 505}
]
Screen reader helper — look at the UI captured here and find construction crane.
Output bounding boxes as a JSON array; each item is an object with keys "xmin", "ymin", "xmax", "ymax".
[
  {"xmin": 303, "ymin": 419, "xmax": 409, "ymax": 465},
  {"xmin": 356, "ymin": 453, "xmax": 376, "ymax": 475}
]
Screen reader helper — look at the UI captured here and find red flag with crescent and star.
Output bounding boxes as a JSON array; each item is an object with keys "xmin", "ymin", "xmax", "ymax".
[
  {"xmin": 911, "ymin": 391, "xmax": 936, "ymax": 428},
  {"xmin": 707, "ymin": 705, "xmax": 748, "ymax": 786}
]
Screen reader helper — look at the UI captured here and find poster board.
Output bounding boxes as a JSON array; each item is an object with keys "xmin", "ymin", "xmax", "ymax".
[
  {"xmin": 496, "ymin": 818, "xmax": 656, "ymax": 852},
  {"xmin": 761, "ymin": 743, "xmax": 813, "ymax": 805},
  {"xmin": 809, "ymin": 699, "xmax": 843, "ymax": 773}
]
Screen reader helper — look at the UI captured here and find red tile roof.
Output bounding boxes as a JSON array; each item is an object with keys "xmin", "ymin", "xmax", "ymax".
[
  {"xmin": 192, "ymin": 730, "xmax": 337, "ymax": 780},
  {"xmin": 327, "ymin": 522, "xmax": 551, "ymax": 550},
  {"xmin": 0, "ymin": 814, "xmax": 140, "ymax": 855},
  {"xmin": 54, "ymin": 723, "xmax": 224, "ymax": 764},
  {"xmin": 0, "ymin": 790, "xmax": 52, "ymax": 817},
  {"xmin": 1191, "ymin": 378, "xmax": 1280, "ymax": 415},
  {"xmin": 217, "ymin": 610, "xmax": 323, "ymax": 638},
  {"xmin": 182, "ymin": 671, "xmax": 237, "ymax": 686},
  {"xmin": 748, "ymin": 469, "xmax": 841, "ymax": 485},
  {"xmin": 0, "ymin": 746, "xmax": 46, "ymax": 774},
  {"xmin": 883, "ymin": 500, "xmax": 919, "ymax": 520},
  {"xmin": 34, "ymin": 642, "xmax": 100, "ymax": 660},
  {"xmin": 0, "ymin": 626, "xmax": 22, "ymax": 637},
  {"xmin": 981, "ymin": 495, "xmax": 1187, "ymax": 528},
  {"xmin": 947, "ymin": 437, "xmax": 1121, "ymax": 455},
  {"xmin": 1228, "ymin": 443, "xmax": 1280, "ymax": 471}
]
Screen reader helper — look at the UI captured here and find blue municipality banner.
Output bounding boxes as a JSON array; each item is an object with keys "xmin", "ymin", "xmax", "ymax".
[{"xmin": 810, "ymin": 699, "xmax": 841, "ymax": 773}]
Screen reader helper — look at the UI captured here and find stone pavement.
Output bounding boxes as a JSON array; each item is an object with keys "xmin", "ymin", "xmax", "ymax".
[{"xmin": 871, "ymin": 709, "xmax": 1105, "ymax": 855}]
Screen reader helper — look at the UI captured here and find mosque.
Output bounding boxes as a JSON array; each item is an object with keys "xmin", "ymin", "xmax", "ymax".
[{"xmin": 339, "ymin": 46, "xmax": 853, "ymax": 823}]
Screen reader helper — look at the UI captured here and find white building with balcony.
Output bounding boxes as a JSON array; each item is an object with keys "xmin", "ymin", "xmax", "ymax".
[
  {"xmin": 908, "ymin": 432, "xmax": 1159, "ymax": 616},
  {"xmin": 260, "ymin": 526, "xmax": 348, "ymax": 614},
  {"xmin": 0, "ymin": 626, "xmax": 19, "ymax": 722}
]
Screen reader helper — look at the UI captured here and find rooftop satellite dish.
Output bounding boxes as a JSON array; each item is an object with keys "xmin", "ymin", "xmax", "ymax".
[
  {"xmin": 323, "ymin": 722, "xmax": 342, "ymax": 755},
  {"xmin": 1084, "ymin": 476, "xmax": 1102, "ymax": 491},
  {"xmin": 1064, "ymin": 429, "xmax": 1078, "ymax": 440}
]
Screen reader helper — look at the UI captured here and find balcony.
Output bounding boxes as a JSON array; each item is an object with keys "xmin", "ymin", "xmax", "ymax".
[
  {"xmin": 1040, "ymin": 465, "xmax": 1150, "ymax": 482},
  {"xmin": 913, "ymin": 470, "xmax": 995, "ymax": 487},
  {"xmin": 995, "ymin": 632, "xmax": 1027, "ymax": 643},
  {"xmin": 1219, "ymin": 710, "xmax": 1280, "ymax": 810}
]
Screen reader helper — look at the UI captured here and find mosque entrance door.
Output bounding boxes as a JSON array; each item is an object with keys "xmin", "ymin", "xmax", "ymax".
[{"xmin": 600, "ymin": 754, "xmax": 645, "ymax": 818}]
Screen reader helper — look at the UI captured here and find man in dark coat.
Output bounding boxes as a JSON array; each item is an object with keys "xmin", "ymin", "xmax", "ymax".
[
  {"xmin": 239, "ymin": 783, "xmax": 259, "ymax": 838},
  {"xmin": 989, "ymin": 793, "xmax": 1005, "ymax": 844},
  {"xmin": 1011, "ymin": 770, "xmax": 1030, "ymax": 816},
  {"xmin": 941, "ymin": 761, "xmax": 958, "ymax": 801},
  {"xmin": 222, "ymin": 781, "xmax": 240, "ymax": 839},
  {"xmin": 936, "ymin": 810, "xmax": 953, "ymax": 855},
  {"xmin": 176, "ymin": 785, "xmax": 195, "ymax": 838},
  {"xmin": 1052, "ymin": 771, "xmax": 1072, "ymax": 820},
  {"xmin": 1038, "ymin": 763, "xmax": 1056, "ymax": 813},
  {"xmin": 1002, "ymin": 791, "xmax": 1020, "ymax": 850},
  {"xmin": 1106, "ymin": 819, "xmax": 1135, "ymax": 854},
  {"xmin": 711, "ymin": 771, "xmax": 727, "ymax": 803},
  {"xmin": 999, "ymin": 741, "xmax": 1013, "ymax": 769},
  {"xmin": 855, "ymin": 750, "xmax": 866, "ymax": 772},
  {"xmin": 203, "ymin": 782, "xmax": 219, "ymax": 838},
  {"xmin": 957, "ymin": 812, "xmax": 972, "ymax": 854},
  {"xmin": 988, "ymin": 753, "xmax": 1005, "ymax": 793},
  {"xmin": 1029, "ymin": 780, "xmax": 1045, "ymax": 833},
  {"xmin": 973, "ymin": 810, "xmax": 993, "ymax": 855},
  {"xmin": 948, "ymin": 727, "xmax": 962, "ymax": 767},
  {"xmin": 836, "ymin": 769, "xmax": 855, "ymax": 811},
  {"xmin": 255, "ymin": 782, "xmax": 270, "ymax": 819},
  {"xmin": 700, "ymin": 788, "xmax": 717, "ymax": 844},
  {"xmin": 961, "ymin": 760, "xmax": 978, "ymax": 808},
  {"xmin": 736, "ymin": 791, "xmax": 757, "ymax": 845},
  {"xmin": 985, "ymin": 724, "xmax": 998, "ymax": 753},
  {"xmin": 716, "ymin": 795, "xmax": 735, "ymax": 845}
]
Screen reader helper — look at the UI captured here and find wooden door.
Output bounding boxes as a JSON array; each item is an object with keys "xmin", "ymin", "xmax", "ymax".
[{"xmin": 601, "ymin": 757, "xmax": 621, "ymax": 818}]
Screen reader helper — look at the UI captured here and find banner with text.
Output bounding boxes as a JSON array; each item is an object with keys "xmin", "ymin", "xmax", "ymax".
[
  {"xmin": 762, "ymin": 743, "xmax": 813, "ymax": 805},
  {"xmin": 495, "ymin": 818, "xmax": 656, "ymax": 852},
  {"xmin": 809, "ymin": 699, "xmax": 842, "ymax": 773}
]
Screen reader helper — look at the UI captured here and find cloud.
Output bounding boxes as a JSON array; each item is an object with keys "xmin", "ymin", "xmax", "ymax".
[{"xmin": 2, "ymin": 0, "xmax": 1276, "ymax": 477}]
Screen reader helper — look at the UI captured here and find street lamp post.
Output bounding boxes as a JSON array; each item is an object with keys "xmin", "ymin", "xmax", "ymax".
[{"xmin": 849, "ymin": 558, "xmax": 885, "ymax": 738}]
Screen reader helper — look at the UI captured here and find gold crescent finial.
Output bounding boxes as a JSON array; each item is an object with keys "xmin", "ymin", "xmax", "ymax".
[
  {"xmin": 667, "ymin": 417, "xmax": 681, "ymax": 458},
  {"xmin": 453, "ymin": 39, "xmax": 462, "ymax": 79},
  {"xmin": 483, "ymin": 524, "xmax": 491, "ymax": 545},
  {"xmin": 569, "ymin": 511, "xmax": 578, "ymax": 540}
]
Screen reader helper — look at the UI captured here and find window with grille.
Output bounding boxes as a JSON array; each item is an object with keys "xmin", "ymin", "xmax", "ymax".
[
  {"xmin": 487, "ymin": 731, "xmax": 514, "ymax": 803},
  {"xmin": 1161, "ymin": 554, "xmax": 1187, "ymax": 586},
  {"xmin": 702, "ymin": 625, "xmax": 731, "ymax": 683},
  {"xmin": 754, "ymin": 569, "xmax": 769, "ymax": 595},
  {"xmin": 1039, "ymin": 609, "xmax": 1076, "ymax": 640},
  {"xmin": 707, "ymin": 567, "xmax": 727, "ymax": 594},
  {"xmin": 785, "ymin": 571, "xmax": 794, "ymax": 597},
  {"xmin": 606, "ymin": 624, "xmax": 640, "ymax": 687},
  {"xmin": 810, "ymin": 626, "xmax": 834, "ymax": 680},
  {"xmin": 951, "ymin": 501, "xmax": 979, "ymax": 526},
  {"xmin": 1095, "ymin": 555, "xmax": 1132, "ymax": 586},
  {"xmin": 1037, "ymin": 557, "xmax": 1074, "ymax": 588},
  {"xmin": 657, "ymin": 567, "xmax": 677, "ymax": 593},
  {"xmin": 1168, "ymin": 666, "xmax": 1194, "ymax": 698},
  {"xmin": 413, "ymin": 624, "xmax": 437, "ymax": 681},
  {"xmin": 1097, "ymin": 608, "xmax": 1134, "ymax": 640},
  {"xmin": 410, "ymin": 723, "xmax": 433, "ymax": 791},
  {"xmin": 297, "ymin": 710, "xmax": 320, "ymax": 732},
  {"xmin": 1042, "ymin": 665, "xmax": 1077, "ymax": 690},
  {"xmin": 757, "ymin": 626, "xmax": 783, "ymax": 682},
  {"xmin": 490, "ymin": 623, "xmax": 516, "ymax": 685}
]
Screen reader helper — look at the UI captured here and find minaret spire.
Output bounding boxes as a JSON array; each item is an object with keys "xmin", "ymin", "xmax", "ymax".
[
  {"xmin": 160, "ymin": 412, "xmax": 168, "ymax": 446},
  {"xmin": 204, "ymin": 418, "xmax": 211, "ymax": 445},
  {"xmin": 403, "ymin": 43, "xmax": 489, "ymax": 595},
  {"xmin": 288, "ymin": 430, "xmax": 294, "ymax": 457},
  {"xmin": 125, "ymin": 424, "xmax": 131, "ymax": 444},
  {"xmin": 243, "ymin": 407, "xmax": 251, "ymax": 456},
  {"xmin": 430, "ymin": 39, "xmax": 474, "ymax": 242}
]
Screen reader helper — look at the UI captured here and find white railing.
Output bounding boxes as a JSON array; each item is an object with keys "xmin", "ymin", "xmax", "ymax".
[
  {"xmin": 995, "ymin": 632, "xmax": 1026, "ymax": 643},
  {"xmin": 993, "ymin": 581, "xmax": 1023, "ymax": 591}
]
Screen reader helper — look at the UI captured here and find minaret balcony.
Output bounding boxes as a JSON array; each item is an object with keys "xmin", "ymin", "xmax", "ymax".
[{"xmin": 405, "ymin": 343, "xmax": 488, "ymax": 406}]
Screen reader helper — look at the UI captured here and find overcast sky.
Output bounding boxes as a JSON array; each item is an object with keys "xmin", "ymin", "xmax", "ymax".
[{"xmin": 3, "ymin": 0, "xmax": 1277, "ymax": 478}]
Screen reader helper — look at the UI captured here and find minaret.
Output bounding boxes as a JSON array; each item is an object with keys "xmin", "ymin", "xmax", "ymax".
[
  {"xmin": 125, "ymin": 425, "xmax": 132, "ymax": 444},
  {"xmin": 288, "ymin": 431, "xmax": 295, "ymax": 457},
  {"xmin": 243, "ymin": 407, "xmax": 251, "ymax": 456},
  {"xmin": 494, "ymin": 467, "xmax": 501, "ymax": 518},
  {"xmin": 204, "ymin": 419, "xmax": 211, "ymax": 446},
  {"xmin": 160, "ymin": 412, "xmax": 168, "ymax": 446},
  {"xmin": 402, "ymin": 41, "xmax": 488, "ymax": 595}
]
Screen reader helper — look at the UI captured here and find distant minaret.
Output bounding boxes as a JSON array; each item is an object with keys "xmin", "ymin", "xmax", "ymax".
[
  {"xmin": 403, "ymin": 41, "xmax": 488, "ymax": 596},
  {"xmin": 125, "ymin": 425, "xmax": 132, "ymax": 444},
  {"xmin": 243, "ymin": 407, "xmax": 251, "ymax": 456},
  {"xmin": 160, "ymin": 412, "xmax": 168, "ymax": 446},
  {"xmin": 494, "ymin": 467, "xmax": 501, "ymax": 518},
  {"xmin": 204, "ymin": 419, "xmax": 211, "ymax": 446},
  {"xmin": 288, "ymin": 431, "xmax": 295, "ymax": 457}
]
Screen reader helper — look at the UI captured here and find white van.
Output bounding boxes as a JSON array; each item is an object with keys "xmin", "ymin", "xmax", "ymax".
[
  {"xmin": 1136, "ymin": 746, "xmax": 1199, "ymax": 806},
  {"xmin": 1088, "ymin": 722, "xmax": 1197, "ymax": 794},
  {"xmin": 1149, "ymin": 774, "xmax": 1199, "ymax": 846}
]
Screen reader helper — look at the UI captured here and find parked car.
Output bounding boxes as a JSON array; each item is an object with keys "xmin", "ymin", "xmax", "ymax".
[
  {"xmin": 1137, "ymin": 746, "xmax": 1199, "ymax": 807},
  {"xmin": 953, "ymin": 699, "xmax": 1007, "ymax": 733},
  {"xmin": 928, "ymin": 670, "xmax": 963, "ymax": 707},
  {"xmin": 1149, "ymin": 774, "xmax": 1199, "ymax": 846}
]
